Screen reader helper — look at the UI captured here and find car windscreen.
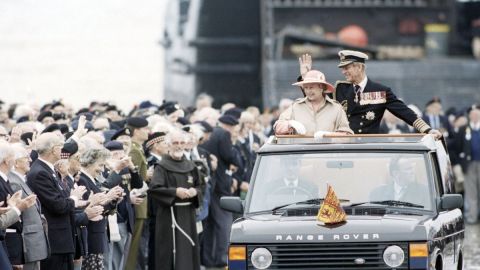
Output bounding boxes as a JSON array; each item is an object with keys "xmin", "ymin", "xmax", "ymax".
[{"xmin": 247, "ymin": 152, "xmax": 433, "ymax": 213}]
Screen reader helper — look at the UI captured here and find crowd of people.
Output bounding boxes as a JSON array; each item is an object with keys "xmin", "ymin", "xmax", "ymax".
[
  {"xmin": 0, "ymin": 49, "xmax": 478, "ymax": 270},
  {"xmin": 0, "ymin": 94, "xmax": 269, "ymax": 270}
]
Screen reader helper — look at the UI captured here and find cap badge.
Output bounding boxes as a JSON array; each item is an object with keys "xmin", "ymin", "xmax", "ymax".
[{"xmin": 187, "ymin": 175, "xmax": 194, "ymax": 184}]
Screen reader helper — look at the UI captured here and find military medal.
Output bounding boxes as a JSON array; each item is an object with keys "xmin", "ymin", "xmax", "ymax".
[
  {"xmin": 353, "ymin": 85, "xmax": 361, "ymax": 103},
  {"xmin": 359, "ymin": 91, "xmax": 386, "ymax": 105},
  {"xmin": 366, "ymin": 111, "xmax": 375, "ymax": 120}
]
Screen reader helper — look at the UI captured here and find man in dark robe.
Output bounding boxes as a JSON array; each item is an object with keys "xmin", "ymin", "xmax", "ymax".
[{"xmin": 148, "ymin": 129, "xmax": 204, "ymax": 270}]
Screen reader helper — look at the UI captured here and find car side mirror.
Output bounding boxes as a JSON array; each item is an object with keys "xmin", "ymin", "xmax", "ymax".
[
  {"xmin": 440, "ymin": 194, "xmax": 463, "ymax": 211},
  {"xmin": 220, "ymin": 196, "xmax": 244, "ymax": 214}
]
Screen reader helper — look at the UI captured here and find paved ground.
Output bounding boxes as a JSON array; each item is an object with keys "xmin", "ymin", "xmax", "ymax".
[{"xmin": 465, "ymin": 224, "xmax": 480, "ymax": 269}]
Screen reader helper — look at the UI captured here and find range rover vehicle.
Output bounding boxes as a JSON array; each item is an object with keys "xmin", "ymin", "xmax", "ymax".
[{"xmin": 221, "ymin": 134, "xmax": 464, "ymax": 270}]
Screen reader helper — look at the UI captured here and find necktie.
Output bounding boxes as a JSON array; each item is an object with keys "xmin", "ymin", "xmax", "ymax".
[
  {"xmin": 5, "ymin": 179, "xmax": 14, "ymax": 195},
  {"xmin": 354, "ymin": 85, "xmax": 361, "ymax": 103}
]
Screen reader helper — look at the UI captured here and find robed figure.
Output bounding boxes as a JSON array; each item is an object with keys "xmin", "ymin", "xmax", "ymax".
[{"xmin": 148, "ymin": 155, "xmax": 204, "ymax": 270}]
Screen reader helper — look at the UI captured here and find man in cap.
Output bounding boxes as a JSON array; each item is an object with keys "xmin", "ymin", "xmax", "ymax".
[
  {"xmin": 143, "ymin": 132, "xmax": 168, "ymax": 270},
  {"xmin": 124, "ymin": 117, "xmax": 150, "ymax": 270},
  {"xmin": 111, "ymin": 127, "xmax": 132, "ymax": 152},
  {"xmin": 42, "ymin": 123, "xmax": 63, "ymax": 136},
  {"xmin": 275, "ymin": 70, "xmax": 353, "ymax": 137},
  {"xmin": 103, "ymin": 140, "xmax": 143, "ymax": 270},
  {"xmin": 422, "ymin": 97, "xmax": 451, "ymax": 137},
  {"xmin": 298, "ymin": 51, "xmax": 442, "ymax": 137},
  {"xmin": 201, "ymin": 114, "xmax": 242, "ymax": 270},
  {"xmin": 145, "ymin": 132, "xmax": 168, "ymax": 168},
  {"xmin": 37, "ymin": 111, "xmax": 55, "ymax": 127},
  {"xmin": 454, "ymin": 108, "xmax": 480, "ymax": 223},
  {"xmin": 158, "ymin": 101, "xmax": 184, "ymax": 124},
  {"xmin": 58, "ymin": 140, "xmax": 97, "ymax": 270}
]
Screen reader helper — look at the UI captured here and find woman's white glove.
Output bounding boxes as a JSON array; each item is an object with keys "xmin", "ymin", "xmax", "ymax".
[
  {"xmin": 314, "ymin": 130, "xmax": 331, "ymax": 139},
  {"xmin": 288, "ymin": 120, "xmax": 306, "ymax": 135}
]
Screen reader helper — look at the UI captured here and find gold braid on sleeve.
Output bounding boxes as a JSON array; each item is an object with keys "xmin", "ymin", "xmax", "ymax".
[{"xmin": 413, "ymin": 118, "xmax": 432, "ymax": 133}]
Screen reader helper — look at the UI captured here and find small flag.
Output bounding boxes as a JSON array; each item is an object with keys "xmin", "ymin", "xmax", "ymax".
[{"xmin": 317, "ymin": 184, "xmax": 347, "ymax": 224}]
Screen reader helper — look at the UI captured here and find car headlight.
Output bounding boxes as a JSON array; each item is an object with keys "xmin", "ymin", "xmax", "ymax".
[
  {"xmin": 383, "ymin": 245, "xmax": 405, "ymax": 268},
  {"xmin": 251, "ymin": 248, "xmax": 272, "ymax": 269}
]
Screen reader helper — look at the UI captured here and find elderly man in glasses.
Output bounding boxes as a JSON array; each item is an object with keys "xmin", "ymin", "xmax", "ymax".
[{"xmin": 26, "ymin": 133, "xmax": 87, "ymax": 270}]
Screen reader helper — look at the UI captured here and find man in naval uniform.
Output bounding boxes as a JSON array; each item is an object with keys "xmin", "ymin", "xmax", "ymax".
[{"xmin": 298, "ymin": 52, "xmax": 442, "ymax": 137}]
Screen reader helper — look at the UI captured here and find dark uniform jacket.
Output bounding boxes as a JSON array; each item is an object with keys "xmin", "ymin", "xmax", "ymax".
[
  {"xmin": 334, "ymin": 79, "xmax": 427, "ymax": 134},
  {"xmin": 0, "ymin": 175, "xmax": 24, "ymax": 265},
  {"xmin": 64, "ymin": 175, "xmax": 89, "ymax": 259},
  {"xmin": 102, "ymin": 168, "xmax": 143, "ymax": 233},
  {"xmin": 422, "ymin": 114, "xmax": 452, "ymax": 137},
  {"xmin": 453, "ymin": 125, "xmax": 480, "ymax": 173},
  {"xmin": 201, "ymin": 127, "xmax": 242, "ymax": 196},
  {"xmin": 237, "ymin": 133, "xmax": 260, "ymax": 183},
  {"xmin": 27, "ymin": 159, "xmax": 76, "ymax": 255},
  {"xmin": 232, "ymin": 143, "xmax": 246, "ymax": 188},
  {"xmin": 77, "ymin": 172, "xmax": 116, "ymax": 254}
]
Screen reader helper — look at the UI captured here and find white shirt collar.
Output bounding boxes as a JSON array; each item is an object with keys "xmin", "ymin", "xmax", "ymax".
[
  {"xmin": 283, "ymin": 177, "xmax": 299, "ymax": 188},
  {"xmin": 393, "ymin": 181, "xmax": 405, "ymax": 199},
  {"xmin": 0, "ymin": 171, "xmax": 8, "ymax": 183},
  {"xmin": 470, "ymin": 122, "xmax": 480, "ymax": 131},
  {"xmin": 38, "ymin": 158, "xmax": 55, "ymax": 173},
  {"xmin": 356, "ymin": 76, "xmax": 368, "ymax": 92},
  {"xmin": 151, "ymin": 153, "xmax": 162, "ymax": 161},
  {"xmin": 11, "ymin": 170, "xmax": 26, "ymax": 182},
  {"xmin": 192, "ymin": 147, "xmax": 200, "ymax": 160}
]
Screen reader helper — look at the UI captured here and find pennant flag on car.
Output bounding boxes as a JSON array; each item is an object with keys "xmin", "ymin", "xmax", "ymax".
[{"xmin": 317, "ymin": 184, "xmax": 347, "ymax": 224}]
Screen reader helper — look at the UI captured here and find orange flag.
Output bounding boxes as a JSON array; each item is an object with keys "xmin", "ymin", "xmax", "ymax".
[{"xmin": 317, "ymin": 184, "xmax": 347, "ymax": 224}]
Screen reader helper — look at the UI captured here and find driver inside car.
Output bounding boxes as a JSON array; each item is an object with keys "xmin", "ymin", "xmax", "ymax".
[
  {"xmin": 266, "ymin": 157, "xmax": 319, "ymax": 206},
  {"xmin": 369, "ymin": 157, "xmax": 429, "ymax": 207}
]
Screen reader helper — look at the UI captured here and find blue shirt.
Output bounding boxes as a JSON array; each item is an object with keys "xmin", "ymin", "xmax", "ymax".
[{"xmin": 472, "ymin": 129, "xmax": 480, "ymax": 161}]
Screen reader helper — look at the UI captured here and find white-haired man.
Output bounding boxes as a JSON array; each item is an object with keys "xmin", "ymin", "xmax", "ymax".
[
  {"xmin": 0, "ymin": 141, "xmax": 37, "ymax": 269},
  {"xmin": 8, "ymin": 144, "xmax": 48, "ymax": 270},
  {"xmin": 26, "ymin": 133, "xmax": 86, "ymax": 270}
]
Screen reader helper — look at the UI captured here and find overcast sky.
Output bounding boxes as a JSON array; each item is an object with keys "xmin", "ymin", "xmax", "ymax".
[{"xmin": 0, "ymin": 0, "xmax": 167, "ymax": 112}]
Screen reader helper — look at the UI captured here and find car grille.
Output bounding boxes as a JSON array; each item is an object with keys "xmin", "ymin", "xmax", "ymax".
[{"xmin": 247, "ymin": 242, "xmax": 409, "ymax": 269}]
